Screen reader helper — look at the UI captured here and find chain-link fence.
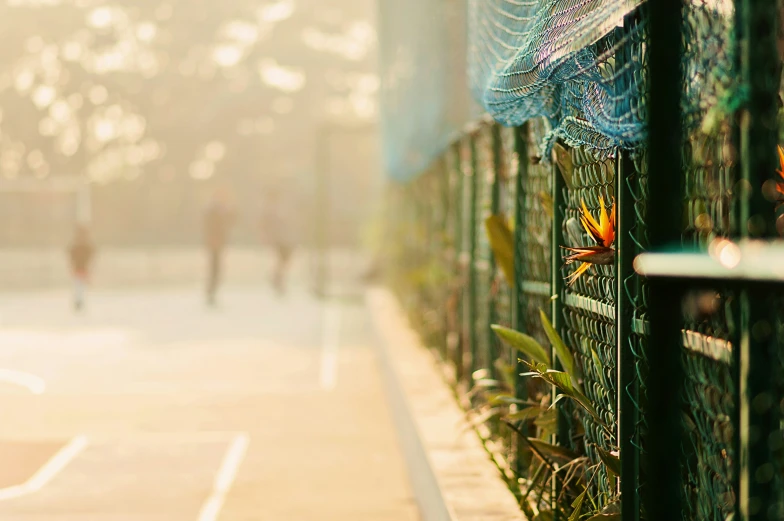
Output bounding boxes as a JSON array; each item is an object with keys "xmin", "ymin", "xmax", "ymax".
[{"xmin": 382, "ymin": 1, "xmax": 783, "ymax": 519}]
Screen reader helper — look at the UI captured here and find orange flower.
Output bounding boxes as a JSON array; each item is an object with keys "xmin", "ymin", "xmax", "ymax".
[{"xmin": 562, "ymin": 196, "xmax": 616, "ymax": 285}]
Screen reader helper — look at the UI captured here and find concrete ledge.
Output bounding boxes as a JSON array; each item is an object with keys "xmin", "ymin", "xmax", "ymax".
[{"xmin": 367, "ymin": 287, "xmax": 523, "ymax": 521}]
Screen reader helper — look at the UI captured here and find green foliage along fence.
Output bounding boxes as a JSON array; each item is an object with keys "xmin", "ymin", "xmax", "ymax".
[{"xmin": 384, "ymin": 3, "xmax": 784, "ymax": 520}]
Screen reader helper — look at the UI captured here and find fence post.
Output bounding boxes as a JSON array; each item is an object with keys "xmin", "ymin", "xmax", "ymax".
[
  {"xmin": 645, "ymin": 1, "xmax": 685, "ymax": 520},
  {"xmin": 739, "ymin": 1, "xmax": 781, "ymax": 519},
  {"xmin": 617, "ymin": 149, "xmax": 640, "ymax": 520},
  {"xmin": 440, "ymin": 156, "xmax": 452, "ymax": 362},
  {"xmin": 512, "ymin": 126, "xmax": 529, "ymax": 388},
  {"xmin": 468, "ymin": 134, "xmax": 480, "ymax": 379},
  {"xmin": 512, "ymin": 124, "xmax": 532, "ymax": 477},
  {"xmin": 550, "ymin": 145, "xmax": 568, "ymax": 453},
  {"xmin": 489, "ymin": 124, "xmax": 503, "ymax": 377},
  {"xmin": 454, "ymin": 143, "xmax": 466, "ymax": 383},
  {"xmin": 614, "ymin": 9, "xmax": 644, "ymax": 519}
]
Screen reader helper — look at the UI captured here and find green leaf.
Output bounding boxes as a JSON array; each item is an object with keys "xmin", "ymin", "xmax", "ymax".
[
  {"xmin": 472, "ymin": 378, "xmax": 502, "ymax": 389},
  {"xmin": 483, "ymin": 390, "xmax": 513, "ymax": 404},
  {"xmin": 492, "ymin": 325, "xmax": 551, "ymax": 366},
  {"xmin": 506, "ymin": 406, "xmax": 546, "ymax": 422},
  {"xmin": 534, "ymin": 510, "xmax": 554, "ymax": 521},
  {"xmin": 595, "ymin": 447, "xmax": 621, "ymax": 478},
  {"xmin": 552, "ymin": 142, "xmax": 574, "ymax": 190},
  {"xmin": 533, "ymin": 407, "xmax": 558, "ymax": 440},
  {"xmin": 494, "ymin": 359, "xmax": 517, "ymax": 390},
  {"xmin": 472, "ymin": 368, "xmax": 491, "ymax": 381},
  {"xmin": 539, "ymin": 370, "xmax": 601, "ymax": 423},
  {"xmin": 489, "ymin": 395, "xmax": 528, "ymax": 406},
  {"xmin": 591, "ymin": 348, "xmax": 607, "ymax": 388},
  {"xmin": 584, "ymin": 514, "xmax": 621, "ymax": 521},
  {"xmin": 539, "ymin": 309, "xmax": 578, "ymax": 380},
  {"xmin": 484, "ymin": 214, "xmax": 515, "ymax": 286},
  {"xmin": 538, "ymin": 191, "xmax": 554, "ymax": 219},
  {"xmin": 465, "ymin": 408, "xmax": 503, "ymax": 429},
  {"xmin": 550, "ymin": 393, "xmax": 571, "ymax": 409},
  {"xmin": 568, "ymin": 487, "xmax": 588, "ymax": 521},
  {"xmin": 527, "ymin": 438, "xmax": 580, "ymax": 465}
]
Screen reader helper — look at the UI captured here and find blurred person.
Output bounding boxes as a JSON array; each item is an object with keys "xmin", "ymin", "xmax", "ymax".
[
  {"xmin": 204, "ymin": 188, "xmax": 235, "ymax": 307},
  {"xmin": 259, "ymin": 188, "xmax": 295, "ymax": 296},
  {"xmin": 68, "ymin": 225, "xmax": 95, "ymax": 312}
]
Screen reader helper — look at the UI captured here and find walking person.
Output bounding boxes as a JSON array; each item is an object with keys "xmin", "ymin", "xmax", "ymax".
[
  {"xmin": 204, "ymin": 189, "xmax": 234, "ymax": 307},
  {"xmin": 68, "ymin": 225, "xmax": 95, "ymax": 312}
]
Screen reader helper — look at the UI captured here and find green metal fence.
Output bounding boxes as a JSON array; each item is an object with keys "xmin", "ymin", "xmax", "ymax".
[{"xmin": 385, "ymin": 2, "xmax": 783, "ymax": 519}]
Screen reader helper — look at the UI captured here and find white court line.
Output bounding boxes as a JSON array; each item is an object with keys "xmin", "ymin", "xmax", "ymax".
[
  {"xmin": 319, "ymin": 302, "xmax": 342, "ymax": 391},
  {"xmin": 196, "ymin": 433, "xmax": 249, "ymax": 521},
  {"xmin": 0, "ymin": 369, "xmax": 46, "ymax": 394},
  {"xmin": 0, "ymin": 435, "xmax": 88, "ymax": 501}
]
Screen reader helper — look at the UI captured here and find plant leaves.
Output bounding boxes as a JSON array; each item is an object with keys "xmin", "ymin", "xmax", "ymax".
[
  {"xmin": 533, "ymin": 407, "xmax": 558, "ymax": 440},
  {"xmin": 464, "ymin": 408, "xmax": 503, "ymax": 430},
  {"xmin": 489, "ymin": 395, "xmax": 529, "ymax": 405},
  {"xmin": 584, "ymin": 514, "xmax": 621, "ymax": 521},
  {"xmin": 472, "ymin": 378, "xmax": 502, "ymax": 389},
  {"xmin": 539, "ymin": 370, "xmax": 601, "ymax": 423},
  {"xmin": 506, "ymin": 406, "xmax": 546, "ymax": 422},
  {"xmin": 484, "ymin": 214, "xmax": 515, "ymax": 286},
  {"xmin": 483, "ymin": 390, "xmax": 514, "ymax": 405},
  {"xmin": 550, "ymin": 393, "xmax": 571, "ymax": 409},
  {"xmin": 492, "ymin": 325, "xmax": 551, "ymax": 366},
  {"xmin": 494, "ymin": 359, "xmax": 517, "ymax": 390},
  {"xmin": 552, "ymin": 142, "xmax": 574, "ymax": 190},
  {"xmin": 527, "ymin": 438, "xmax": 580, "ymax": 465},
  {"xmin": 595, "ymin": 446, "xmax": 621, "ymax": 478},
  {"xmin": 533, "ymin": 510, "xmax": 554, "ymax": 521},
  {"xmin": 591, "ymin": 348, "xmax": 607, "ymax": 388},
  {"xmin": 472, "ymin": 368, "xmax": 491, "ymax": 381},
  {"xmin": 538, "ymin": 191, "xmax": 554, "ymax": 219},
  {"xmin": 568, "ymin": 487, "xmax": 588, "ymax": 521},
  {"xmin": 539, "ymin": 309, "xmax": 578, "ymax": 381}
]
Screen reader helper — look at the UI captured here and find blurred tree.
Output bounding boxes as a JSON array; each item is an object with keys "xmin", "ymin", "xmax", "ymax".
[{"xmin": 0, "ymin": 0, "xmax": 379, "ymax": 246}]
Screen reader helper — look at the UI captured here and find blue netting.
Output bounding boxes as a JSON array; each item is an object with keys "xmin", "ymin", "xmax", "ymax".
[
  {"xmin": 378, "ymin": 0, "xmax": 480, "ymax": 182},
  {"xmin": 468, "ymin": 0, "xmax": 646, "ymax": 152},
  {"xmin": 467, "ymin": 1, "xmax": 736, "ymax": 155},
  {"xmin": 380, "ymin": 1, "xmax": 737, "ymax": 182}
]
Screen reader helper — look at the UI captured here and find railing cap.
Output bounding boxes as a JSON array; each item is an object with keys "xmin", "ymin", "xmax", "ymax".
[{"xmin": 634, "ymin": 239, "xmax": 784, "ymax": 283}]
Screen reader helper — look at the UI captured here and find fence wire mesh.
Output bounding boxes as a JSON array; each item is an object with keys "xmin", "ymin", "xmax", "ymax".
[
  {"xmin": 517, "ymin": 119, "xmax": 553, "ymax": 349},
  {"xmin": 382, "ymin": 1, "xmax": 781, "ymax": 520}
]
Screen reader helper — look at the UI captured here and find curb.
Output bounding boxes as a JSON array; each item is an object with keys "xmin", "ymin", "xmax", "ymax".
[{"xmin": 366, "ymin": 287, "xmax": 523, "ymax": 521}]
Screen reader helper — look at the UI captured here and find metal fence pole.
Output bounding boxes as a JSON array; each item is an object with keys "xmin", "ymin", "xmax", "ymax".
[
  {"xmin": 550, "ymin": 146, "xmax": 568, "ymax": 452},
  {"xmin": 468, "ymin": 133, "xmax": 480, "ymax": 378},
  {"xmin": 617, "ymin": 149, "xmax": 640, "ymax": 519},
  {"xmin": 489, "ymin": 124, "xmax": 503, "ymax": 378},
  {"xmin": 512, "ymin": 127, "xmax": 530, "ymax": 383},
  {"xmin": 454, "ymin": 143, "xmax": 466, "ymax": 382},
  {"xmin": 645, "ymin": 1, "xmax": 686, "ymax": 520},
  {"xmin": 739, "ymin": 1, "xmax": 781, "ymax": 519},
  {"xmin": 512, "ymin": 124, "xmax": 533, "ymax": 477},
  {"xmin": 440, "ymin": 156, "xmax": 452, "ymax": 361}
]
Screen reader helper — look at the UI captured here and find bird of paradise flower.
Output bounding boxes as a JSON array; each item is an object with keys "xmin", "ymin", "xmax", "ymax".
[{"xmin": 562, "ymin": 196, "xmax": 616, "ymax": 285}]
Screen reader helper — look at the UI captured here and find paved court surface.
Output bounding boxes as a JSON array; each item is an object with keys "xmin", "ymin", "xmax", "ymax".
[{"xmin": 0, "ymin": 283, "xmax": 419, "ymax": 520}]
